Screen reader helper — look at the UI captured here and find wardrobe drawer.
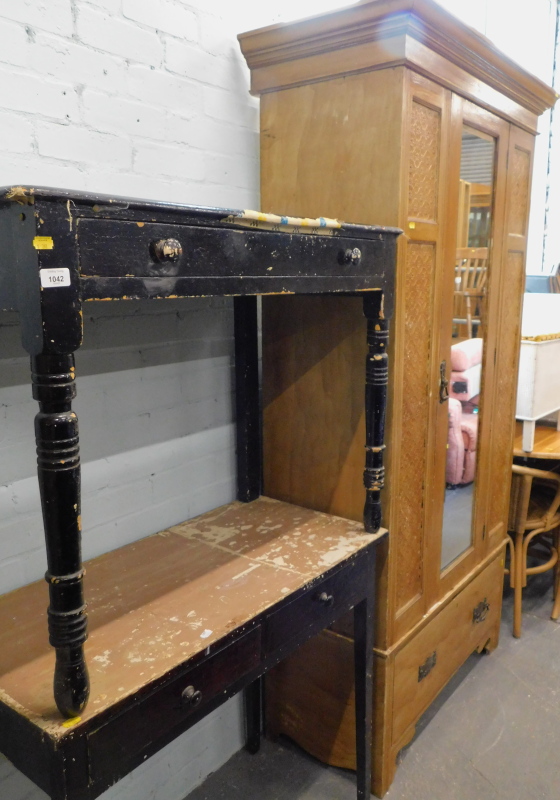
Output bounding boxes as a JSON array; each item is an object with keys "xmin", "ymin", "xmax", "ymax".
[{"xmin": 392, "ymin": 553, "xmax": 504, "ymax": 745}]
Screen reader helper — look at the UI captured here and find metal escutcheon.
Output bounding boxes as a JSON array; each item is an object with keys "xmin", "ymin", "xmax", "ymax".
[
  {"xmin": 439, "ymin": 359, "xmax": 449, "ymax": 403},
  {"xmin": 472, "ymin": 599, "xmax": 490, "ymax": 624},
  {"xmin": 418, "ymin": 651, "xmax": 437, "ymax": 682}
]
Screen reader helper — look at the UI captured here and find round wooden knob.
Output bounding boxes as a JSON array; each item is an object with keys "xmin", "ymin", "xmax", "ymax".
[
  {"xmin": 317, "ymin": 591, "xmax": 334, "ymax": 606},
  {"xmin": 151, "ymin": 238, "xmax": 183, "ymax": 263},
  {"xmin": 340, "ymin": 247, "xmax": 362, "ymax": 266},
  {"xmin": 181, "ymin": 685, "xmax": 202, "ymax": 707}
]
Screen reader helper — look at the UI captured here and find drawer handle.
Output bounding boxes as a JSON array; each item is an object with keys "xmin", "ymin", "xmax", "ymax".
[
  {"xmin": 339, "ymin": 247, "xmax": 362, "ymax": 266},
  {"xmin": 418, "ymin": 651, "xmax": 437, "ymax": 682},
  {"xmin": 316, "ymin": 591, "xmax": 334, "ymax": 607},
  {"xmin": 473, "ymin": 598, "xmax": 490, "ymax": 624},
  {"xmin": 181, "ymin": 685, "xmax": 202, "ymax": 708},
  {"xmin": 151, "ymin": 238, "xmax": 183, "ymax": 263},
  {"xmin": 439, "ymin": 360, "xmax": 449, "ymax": 403}
]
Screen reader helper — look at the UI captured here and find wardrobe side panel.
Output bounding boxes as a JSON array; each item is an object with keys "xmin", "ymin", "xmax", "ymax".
[
  {"xmin": 487, "ymin": 127, "xmax": 534, "ymax": 543},
  {"xmin": 260, "ymin": 68, "xmax": 405, "ymax": 530},
  {"xmin": 260, "ymin": 69, "xmax": 404, "ymax": 226},
  {"xmin": 262, "ymin": 295, "xmax": 366, "ymax": 521}
]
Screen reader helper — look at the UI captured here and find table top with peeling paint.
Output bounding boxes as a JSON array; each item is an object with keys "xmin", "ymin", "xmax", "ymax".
[{"xmin": 0, "ymin": 496, "xmax": 385, "ymax": 738}]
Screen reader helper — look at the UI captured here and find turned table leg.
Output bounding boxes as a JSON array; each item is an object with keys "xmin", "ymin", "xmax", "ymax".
[
  {"xmin": 363, "ymin": 293, "xmax": 389, "ymax": 533},
  {"xmin": 32, "ymin": 353, "xmax": 89, "ymax": 718}
]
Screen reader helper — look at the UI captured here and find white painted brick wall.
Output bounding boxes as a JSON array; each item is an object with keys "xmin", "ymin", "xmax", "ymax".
[
  {"xmin": 0, "ymin": 65, "xmax": 80, "ymax": 121},
  {"xmin": 37, "ymin": 121, "xmax": 134, "ymax": 166},
  {"xmin": 0, "ymin": 0, "xmax": 276, "ymax": 207},
  {"xmin": 76, "ymin": 6, "xmax": 165, "ymax": 66},
  {"xmin": 0, "ymin": 2, "xmax": 288, "ymax": 798},
  {"xmin": 122, "ymin": 0, "xmax": 198, "ymax": 40},
  {"xmin": 0, "ymin": 0, "xmax": 74, "ymax": 36}
]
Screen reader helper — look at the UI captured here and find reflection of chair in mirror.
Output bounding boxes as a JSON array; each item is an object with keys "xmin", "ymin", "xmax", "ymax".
[
  {"xmin": 453, "ymin": 248, "xmax": 488, "ymax": 339},
  {"xmin": 507, "ymin": 465, "xmax": 560, "ymax": 637},
  {"xmin": 447, "ymin": 398, "xmax": 477, "ymax": 486},
  {"xmin": 446, "ymin": 339, "xmax": 482, "ymax": 486},
  {"xmin": 450, "ymin": 337, "xmax": 482, "ymax": 404}
]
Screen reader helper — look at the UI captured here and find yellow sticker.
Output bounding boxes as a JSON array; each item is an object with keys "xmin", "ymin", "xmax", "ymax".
[
  {"xmin": 408, "ymin": 222, "xmax": 416, "ymax": 229},
  {"xmin": 33, "ymin": 236, "xmax": 54, "ymax": 250},
  {"xmin": 61, "ymin": 716, "xmax": 82, "ymax": 728}
]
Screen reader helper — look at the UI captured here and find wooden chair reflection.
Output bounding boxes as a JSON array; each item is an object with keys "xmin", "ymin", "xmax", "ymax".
[
  {"xmin": 507, "ymin": 465, "xmax": 560, "ymax": 637},
  {"xmin": 453, "ymin": 247, "xmax": 488, "ymax": 339}
]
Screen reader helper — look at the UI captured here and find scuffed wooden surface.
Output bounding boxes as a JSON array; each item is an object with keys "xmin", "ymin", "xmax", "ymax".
[{"xmin": 0, "ymin": 497, "xmax": 384, "ymax": 738}]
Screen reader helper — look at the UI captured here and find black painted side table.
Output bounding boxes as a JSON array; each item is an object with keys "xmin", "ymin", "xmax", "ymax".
[{"xmin": 0, "ymin": 187, "xmax": 399, "ymax": 800}]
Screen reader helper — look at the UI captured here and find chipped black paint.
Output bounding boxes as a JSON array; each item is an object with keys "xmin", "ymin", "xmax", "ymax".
[
  {"xmin": 0, "ymin": 186, "xmax": 398, "ymax": 740},
  {"xmin": 363, "ymin": 293, "xmax": 390, "ymax": 533}
]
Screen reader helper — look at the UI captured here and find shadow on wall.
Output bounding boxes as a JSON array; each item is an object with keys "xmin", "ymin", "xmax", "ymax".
[{"xmin": 0, "ymin": 296, "xmax": 235, "ymax": 469}]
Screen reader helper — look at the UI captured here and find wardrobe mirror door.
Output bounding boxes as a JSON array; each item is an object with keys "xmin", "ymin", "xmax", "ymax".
[{"xmin": 440, "ymin": 127, "xmax": 495, "ymax": 569}]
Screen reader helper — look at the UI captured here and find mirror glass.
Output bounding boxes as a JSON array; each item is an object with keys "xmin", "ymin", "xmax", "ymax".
[{"xmin": 440, "ymin": 127, "xmax": 495, "ymax": 569}]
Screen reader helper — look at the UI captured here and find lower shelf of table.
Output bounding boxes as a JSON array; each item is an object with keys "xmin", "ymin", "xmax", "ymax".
[{"xmin": 0, "ymin": 496, "xmax": 385, "ymax": 800}]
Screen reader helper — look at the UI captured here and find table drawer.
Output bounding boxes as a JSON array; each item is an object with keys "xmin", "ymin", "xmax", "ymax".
[
  {"xmin": 392, "ymin": 553, "xmax": 503, "ymax": 745},
  {"xmin": 77, "ymin": 219, "xmax": 384, "ymax": 280},
  {"xmin": 88, "ymin": 625, "xmax": 261, "ymax": 785},
  {"xmin": 264, "ymin": 561, "xmax": 366, "ymax": 656}
]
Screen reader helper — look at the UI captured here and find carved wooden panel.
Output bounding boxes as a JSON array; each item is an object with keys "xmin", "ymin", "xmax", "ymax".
[
  {"xmin": 408, "ymin": 101, "xmax": 441, "ymax": 222},
  {"xmin": 395, "ymin": 242, "xmax": 436, "ymax": 612},
  {"xmin": 487, "ymin": 252, "xmax": 525, "ymax": 532},
  {"xmin": 509, "ymin": 145, "xmax": 531, "ymax": 235},
  {"xmin": 487, "ymin": 129, "xmax": 532, "ymax": 533}
]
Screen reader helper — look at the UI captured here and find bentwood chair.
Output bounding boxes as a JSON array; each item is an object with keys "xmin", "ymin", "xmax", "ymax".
[
  {"xmin": 507, "ymin": 464, "xmax": 560, "ymax": 637},
  {"xmin": 453, "ymin": 247, "xmax": 488, "ymax": 339}
]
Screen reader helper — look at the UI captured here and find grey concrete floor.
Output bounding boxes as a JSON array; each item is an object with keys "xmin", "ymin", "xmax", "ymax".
[{"xmin": 186, "ymin": 571, "xmax": 560, "ymax": 800}]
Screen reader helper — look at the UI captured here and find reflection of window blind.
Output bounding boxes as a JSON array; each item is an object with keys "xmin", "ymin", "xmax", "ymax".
[{"xmin": 461, "ymin": 135, "xmax": 494, "ymax": 184}]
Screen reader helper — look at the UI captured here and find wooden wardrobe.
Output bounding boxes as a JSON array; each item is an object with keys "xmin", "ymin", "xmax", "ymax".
[{"xmin": 239, "ymin": 0, "xmax": 557, "ymax": 795}]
